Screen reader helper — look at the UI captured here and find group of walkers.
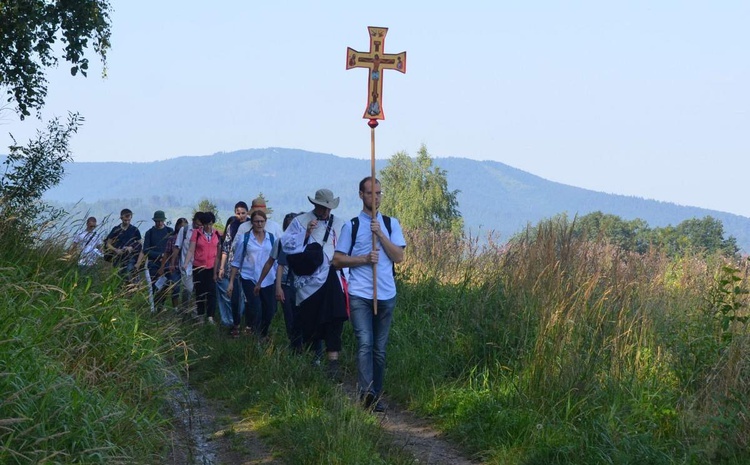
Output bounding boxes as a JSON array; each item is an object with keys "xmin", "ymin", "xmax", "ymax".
[{"xmin": 70, "ymin": 177, "xmax": 406, "ymax": 412}]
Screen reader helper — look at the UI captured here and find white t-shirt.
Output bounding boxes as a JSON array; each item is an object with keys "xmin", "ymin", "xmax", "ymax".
[
  {"xmin": 73, "ymin": 229, "xmax": 103, "ymax": 266},
  {"xmin": 174, "ymin": 225, "xmax": 193, "ymax": 275}
]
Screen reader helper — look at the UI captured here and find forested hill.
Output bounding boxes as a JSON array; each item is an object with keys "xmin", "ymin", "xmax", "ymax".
[{"xmin": 43, "ymin": 147, "xmax": 750, "ymax": 251}]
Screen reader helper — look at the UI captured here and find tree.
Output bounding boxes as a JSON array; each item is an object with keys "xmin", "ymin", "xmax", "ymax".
[
  {"xmin": 0, "ymin": 0, "xmax": 112, "ymax": 118},
  {"xmin": 572, "ymin": 212, "xmax": 739, "ymax": 257},
  {"xmin": 194, "ymin": 199, "xmax": 219, "ymax": 217},
  {"xmin": 655, "ymin": 216, "xmax": 739, "ymax": 257},
  {"xmin": 379, "ymin": 145, "xmax": 463, "ymax": 235},
  {"xmin": 0, "ymin": 112, "xmax": 83, "ymax": 224},
  {"xmin": 575, "ymin": 211, "xmax": 650, "ymax": 254}
]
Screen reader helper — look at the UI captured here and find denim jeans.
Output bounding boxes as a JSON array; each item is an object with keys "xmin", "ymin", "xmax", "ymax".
[
  {"xmin": 215, "ymin": 276, "xmax": 235, "ymax": 326},
  {"xmin": 228, "ymin": 274, "xmax": 246, "ymax": 328},
  {"xmin": 167, "ymin": 269, "xmax": 181, "ymax": 301},
  {"xmin": 349, "ymin": 295, "xmax": 396, "ymax": 397}
]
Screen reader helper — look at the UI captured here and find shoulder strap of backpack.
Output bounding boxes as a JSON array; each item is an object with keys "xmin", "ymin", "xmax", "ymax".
[
  {"xmin": 348, "ymin": 217, "xmax": 359, "ymax": 256},
  {"xmin": 321, "ymin": 214, "xmax": 334, "ymax": 245},
  {"xmin": 382, "ymin": 215, "xmax": 392, "ymax": 236},
  {"xmin": 238, "ymin": 232, "xmax": 251, "ymax": 273},
  {"xmin": 358, "ymin": 214, "xmax": 395, "ymax": 278},
  {"xmin": 269, "ymin": 232, "xmax": 275, "ymax": 246},
  {"xmin": 381, "ymin": 215, "xmax": 395, "ymax": 278},
  {"xmin": 348, "ymin": 215, "xmax": 393, "ymax": 256}
]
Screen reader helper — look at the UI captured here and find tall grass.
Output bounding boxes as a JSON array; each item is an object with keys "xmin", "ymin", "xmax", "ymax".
[
  {"xmin": 7, "ymin": 209, "xmax": 748, "ymax": 463},
  {"xmin": 388, "ymin": 218, "xmax": 750, "ymax": 464},
  {"xmin": 0, "ymin": 216, "xmax": 184, "ymax": 464}
]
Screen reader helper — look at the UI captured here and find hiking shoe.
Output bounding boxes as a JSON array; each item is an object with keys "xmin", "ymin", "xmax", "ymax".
[
  {"xmin": 229, "ymin": 327, "xmax": 240, "ymax": 338},
  {"xmin": 363, "ymin": 393, "xmax": 387, "ymax": 413},
  {"xmin": 243, "ymin": 326, "xmax": 253, "ymax": 336},
  {"xmin": 372, "ymin": 398, "xmax": 387, "ymax": 413},
  {"xmin": 207, "ymin": 316, "xmax": 215, "ymax": 325}
]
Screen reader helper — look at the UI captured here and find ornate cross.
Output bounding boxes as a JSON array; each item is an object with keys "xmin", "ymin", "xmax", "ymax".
[{"xmin": 346, "ymin": 26, "xmax": 406, "ymax": 120}]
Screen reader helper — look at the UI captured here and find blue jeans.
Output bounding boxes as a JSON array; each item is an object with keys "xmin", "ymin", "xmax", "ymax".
[
  {"xmin": 215, "ymin": 276, "xmax": 235, "ymax": 326},
  {"xmin": 349, "ymin": 295, "xmax": 396, "ymax": 397},
  {"xmin": 228, "ymin": 274, "xmax": 245, "ymax": 328}
]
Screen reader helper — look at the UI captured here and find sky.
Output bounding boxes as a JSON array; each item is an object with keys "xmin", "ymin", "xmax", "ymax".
[{"xmin": 2, "ymin": 1, "xmax": 749, "ymax": 217}]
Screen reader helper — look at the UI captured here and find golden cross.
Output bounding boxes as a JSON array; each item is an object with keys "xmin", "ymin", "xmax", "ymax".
[{"xmin": 346, "ymin": 26, "xmax": 406, "ymax": 120}]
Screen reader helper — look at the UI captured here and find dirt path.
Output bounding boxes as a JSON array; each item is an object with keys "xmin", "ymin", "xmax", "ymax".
[
  {"xmin": 165, "ymin": 373, "xmax": 480, "ymax": 464},
  {"xmin": 165, "ymin": 372, "xmax": 281, "ymax": 465},
  {"xmin": 376, "ymin": 406, "xmax": 480, "ymax": 464}
]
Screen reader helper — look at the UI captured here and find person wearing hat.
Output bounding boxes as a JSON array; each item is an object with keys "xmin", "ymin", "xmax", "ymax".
[
  {"xmin": 280, "ymin": 188, "xmax": 347, "ymax": 379},
  {"xmin": 236, "ymin": 196, "xmax": 284, "ymax": 242},
  {"xmin": 136, "ymin": 210, "xmax": 174, "ymax": 310}
]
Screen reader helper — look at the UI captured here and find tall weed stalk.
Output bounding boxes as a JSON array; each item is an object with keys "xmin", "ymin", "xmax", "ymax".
[{"xmin": 391, "ymin": 218, "xmax": 750, "ymax": 464}]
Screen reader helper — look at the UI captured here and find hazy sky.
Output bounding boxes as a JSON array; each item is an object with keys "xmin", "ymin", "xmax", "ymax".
[{"xmin": 2, "ymin": 1, "xmax": 749, "ymax": 217}]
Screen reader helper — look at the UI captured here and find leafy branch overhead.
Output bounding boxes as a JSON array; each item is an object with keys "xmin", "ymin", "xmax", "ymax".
[
  {"xmin": 1, "ymin": 112, "xmax": 83, "ymax": 223},
  {"xmin": 0, "ymin": 0, "xmax": 112, "ymax": 118}
]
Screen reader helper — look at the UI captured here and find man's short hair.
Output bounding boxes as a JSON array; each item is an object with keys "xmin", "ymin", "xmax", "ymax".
[
  {"xmin": 120, "ymin": 208, "xmax": 133, "ymax": 217},
  {"xmin": 359, "ymin": 176, "xmax": 381, "ymax": 192},
  {"xmin": 86, "ymin": 216, "xmax": 97, "ymax": 224},
  {"xmin": 234, "ymin": 201, "xmax": 249, "ymax": 211}
]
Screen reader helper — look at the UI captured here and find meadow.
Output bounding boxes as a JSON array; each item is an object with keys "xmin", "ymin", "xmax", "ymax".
[{"xmin": 1, "ymin": 215, "xmax": 748, "ymax": 464}]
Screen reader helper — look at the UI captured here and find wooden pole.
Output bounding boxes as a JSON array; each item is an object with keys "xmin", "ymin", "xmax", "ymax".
[{"xmin": 368, "ymin": 118, "xmax": 379, "ymax": 315}]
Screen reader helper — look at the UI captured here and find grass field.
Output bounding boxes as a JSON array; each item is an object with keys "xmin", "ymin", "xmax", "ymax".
[{"xmin": 2, "ymin": 216, "xmax": 748, "ymax": 464}]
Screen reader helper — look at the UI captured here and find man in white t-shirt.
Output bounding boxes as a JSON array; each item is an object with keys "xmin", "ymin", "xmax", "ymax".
[{"xmin": 71, "ymin": 216, "xmax": 103, "ymax": 267}]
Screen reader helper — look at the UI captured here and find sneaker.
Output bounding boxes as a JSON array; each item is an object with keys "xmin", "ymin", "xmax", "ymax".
[
  {"xmin": 243, "ymin": 326, "xmax": 253, "ymax": 336},
  {"xmin": 207, "ymin": 317, "xmax": 215, "ymax": 325},
  {"xmin": 229, "ymin": 327, "xmax": 240, "ymax": 338}
]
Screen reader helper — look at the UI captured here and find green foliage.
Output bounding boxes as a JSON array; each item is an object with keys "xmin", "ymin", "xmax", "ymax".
[
  {"xmin": 0, "ymin": 216, "xmax": 179, "ymax": 463},
  {"xmin": 1, "ymin": 112, "xmax": 83, "ymax": 227},
  {"xmin": 0, "ymin": 0, "xmax": 112, "ymax": 118},
  {"xmin": 379, "ymin": 145, "xmax": 463, "ymax": 235},
  {"xmin": 193, "ymin": 198, "xmax": 219, "ymax": 216},
  {"xmin": 653, "ymin": 216, "xmax": 739, "ymax": 257},
  {"xmin": 387, "ymin": 219, "xmax": 750, "ymax": 463},
  {"xmin": 186, "ymin": 327, "xmax": 415, "ymax": 464},
  {"xmin": 706, "ymin": 265, "xmax": 749, "ymax": 338},
  {"xmin": 568, "ymin": 211, "xmax": 739, "ymax": 258},
  {"xmin": 576, "ymin": 211, "xmax": 650, "ymax": 253}
]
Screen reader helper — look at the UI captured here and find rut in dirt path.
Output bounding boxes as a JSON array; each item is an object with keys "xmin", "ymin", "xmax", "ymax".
[
  {"xmin": 166, "ymin": 371, "xmax": 481, "ymax": 464},
  {"xmin": 165, "ymin": 372, "xmax": 281, "ymax": 465}
]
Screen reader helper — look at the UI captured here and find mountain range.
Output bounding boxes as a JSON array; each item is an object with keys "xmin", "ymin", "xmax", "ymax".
[{"xmin": 43, "ymin": 147, "xmax": 750, "ymax": 252}]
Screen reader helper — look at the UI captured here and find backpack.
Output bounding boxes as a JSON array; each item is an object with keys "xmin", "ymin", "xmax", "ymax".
[
  {"xmin": 287, "ymin": 215, "xmax": 334, "ymax": 276},
  {"xmin": 348, "ymin": 215, "xmax": 395, "ymax": 277},
  {"xmin": 238, "ymin": 231, "xmax": 274, "ymax": 273}
]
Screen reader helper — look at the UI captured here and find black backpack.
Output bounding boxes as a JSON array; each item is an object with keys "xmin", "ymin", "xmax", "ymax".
[{"xmin": 348, "ymin": 215, "xmax": 395, "ymax": 277}]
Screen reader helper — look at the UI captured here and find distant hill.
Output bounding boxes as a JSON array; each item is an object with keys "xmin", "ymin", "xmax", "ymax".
[{"xmin": 44, "ymin": 147, "xmax": 750, "ymax": 251}]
